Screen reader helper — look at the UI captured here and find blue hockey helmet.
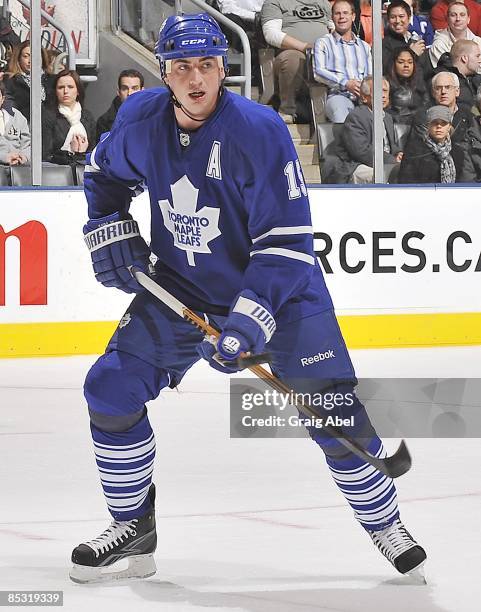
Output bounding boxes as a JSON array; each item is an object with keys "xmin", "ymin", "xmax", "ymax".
[{"xmin": 155, "ymin": 13, "xmax": 228, "ymax": 77}]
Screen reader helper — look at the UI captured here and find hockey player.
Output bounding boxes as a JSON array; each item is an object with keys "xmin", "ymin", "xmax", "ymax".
[{"xmin": 70, "ymin": 13, "xmax": 427, "ymax": 583}]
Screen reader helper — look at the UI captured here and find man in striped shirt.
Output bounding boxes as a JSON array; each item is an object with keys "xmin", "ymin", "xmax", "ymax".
[{"xmin": 313, "ymin": 0, "xmax": 372, "ymax": 122}]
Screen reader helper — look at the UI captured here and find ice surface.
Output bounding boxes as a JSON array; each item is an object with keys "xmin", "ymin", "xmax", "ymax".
[{"xmin": 1, "ymin": 347, "xmax": 480, "ymax": 611}]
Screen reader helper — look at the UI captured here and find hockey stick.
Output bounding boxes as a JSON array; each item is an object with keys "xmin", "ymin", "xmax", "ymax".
[{"xmin": 131, "ymin": 268, "xmax": 412, "ymax": 478}]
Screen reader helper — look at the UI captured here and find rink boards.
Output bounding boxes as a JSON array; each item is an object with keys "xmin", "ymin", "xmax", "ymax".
[{"xmin": 0, "ymin": 185, "xmax": 480, "ymax": 357}]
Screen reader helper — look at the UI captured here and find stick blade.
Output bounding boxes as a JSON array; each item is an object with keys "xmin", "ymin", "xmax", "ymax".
[{"xmin": 378, "ymin": 440, "xmax": 412, "ymax": 478}]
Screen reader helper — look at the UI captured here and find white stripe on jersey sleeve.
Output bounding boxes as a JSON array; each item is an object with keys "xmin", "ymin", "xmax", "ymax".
[
  {"xmin": 89, "ymin": 143, "xmax": 101, "ymax": 170},
  {"xmin": 252, "ymin": 225, "xmax": 313, "ymax": 244},
  {"xmin": 250, "ymin": 247, "xmax": 315, "ymax": 265}
]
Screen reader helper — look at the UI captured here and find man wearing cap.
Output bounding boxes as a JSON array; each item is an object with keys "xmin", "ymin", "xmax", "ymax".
[
  {"xmin": 398, "ymin": 104, "xmax": 473, "ymax": 181},
  {"xmin": 69, "ymin": 12, "xmax": 426, "ymax": 585}
]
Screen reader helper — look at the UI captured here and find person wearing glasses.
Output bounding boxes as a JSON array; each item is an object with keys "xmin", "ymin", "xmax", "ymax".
[
  {"xmin": 402, "ymin": 70, "xmax": 478, "ymax": 179},
  {"xmin": 434, "ymin": 39, "xmax": 481, "ymax": 111}
]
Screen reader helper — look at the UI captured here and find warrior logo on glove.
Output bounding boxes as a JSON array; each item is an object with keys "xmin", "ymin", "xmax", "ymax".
[{"xmin": 220, "ymin": 336, "xmax": 241, "ymax": 355}]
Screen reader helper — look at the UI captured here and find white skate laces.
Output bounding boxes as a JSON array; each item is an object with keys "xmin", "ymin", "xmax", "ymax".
[
  {"xmin": 368, "ymin": 518, "xmax": 426, "ymax": 575},
  {"xmin": 369, "ymin": 519, "xmax": 416, "ymax": 561},
  {"xmin": 85, "ymin": 520, "xmax": 138, "ymax": 557}
]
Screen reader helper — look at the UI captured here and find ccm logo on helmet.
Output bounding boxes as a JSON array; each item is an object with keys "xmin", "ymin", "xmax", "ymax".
[{"xmin": 181, "ymin": 38, "xmax": 207, "ymax": 45}]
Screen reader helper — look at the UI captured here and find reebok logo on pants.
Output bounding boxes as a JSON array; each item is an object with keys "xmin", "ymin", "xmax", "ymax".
[{"xmin": 300, "ymin": 350, "xmax": 335, "ymax": 367}]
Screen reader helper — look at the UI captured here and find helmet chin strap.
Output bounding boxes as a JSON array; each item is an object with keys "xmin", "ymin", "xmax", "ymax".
[{"xmin": 164, "ymin": 78, "xmax": 225, "ymax": 125}]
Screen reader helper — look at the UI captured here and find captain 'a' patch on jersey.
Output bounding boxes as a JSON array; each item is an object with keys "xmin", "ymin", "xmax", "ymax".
[
  {"xmin": 206, "ymin": 140, "xmax": 222, "ymax": 180},
  {"xmin": 158, "ymin": 175, "xmax": 221, "ymax": 267}
]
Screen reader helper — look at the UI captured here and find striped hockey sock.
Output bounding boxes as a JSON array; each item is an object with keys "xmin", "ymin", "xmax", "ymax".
[
  {"xmin": 326, "ymin": 438, "xmax": 400, "ymax": 531},
  {"xmin": 90, "ymin": 413, "xmax": 155, "ymax": 521}
]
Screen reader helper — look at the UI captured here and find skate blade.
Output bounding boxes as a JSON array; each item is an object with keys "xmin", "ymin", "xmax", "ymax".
[
  {"xmin": 70, "ymin": 553, "xmax": 156, "ymax": 584},
  {"xmin": 407, "ymin": 561, "xmax": 427, "ymax": 585}
]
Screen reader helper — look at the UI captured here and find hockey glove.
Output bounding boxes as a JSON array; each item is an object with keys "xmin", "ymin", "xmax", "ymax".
[
  {"xmin": 197, "ymin": 290, "xmax": 276, "ymax": 374},
  {"xmin": 84, "ymin": 212, "xmax": 151, "ymax": 293}
]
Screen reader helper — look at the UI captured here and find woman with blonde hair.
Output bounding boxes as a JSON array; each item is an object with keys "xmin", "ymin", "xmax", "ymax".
[{"xmin": 4, "ymin": 40, "xmax": 53, "ymax": 121}]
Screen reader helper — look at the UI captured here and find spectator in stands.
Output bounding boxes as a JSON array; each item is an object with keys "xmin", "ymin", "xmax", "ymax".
[
  {"xmin": 467, "ymin": 86, "xmax": 481, "ymax": 177},
  {"xmin": 398, "ymin": 105, "xmax": 473, "ymax": 181},
  {"xmin": 218, "ymin": 0, "xmax": 264, "ymax": 36},
  {"xmin": 430, "ymin": 0, "xmax": 481, "ymax": 36},
  {"xmin": 354, "ymin": 0, "xmax": 376, "ymax": 46},
  {"xmin": 435, "ymin": 39, "xmax": 481, "ymax": 109},
  {"xmin": 313, "ymin": 0, "xmax": 371, "ymax": 122},
  {"xmin": 429, "ymin": 2, "xmax": 481, "ymax": 68},
  {"xmin": 96, "ymin": 69, "xmax": 145, "ymax": 143},
  {"xmin": 217, "ymin": 0, "xmax": 264, "ymax": 83},
  {"xmin": 4, "ymin": 41, "xmax": 53, "ymax": 121},
  {"xmin": 404, "ymin": 71, "xmax": 477, "ymax": 174},
  {"xmin": 386, "ymin": 47, "xmax": 430, "ymax": 123},
  {"xmin": 324, "ymin": 76, "xmax": 402, "ymax": 183},
  {"xmin": 0, "ymin": 15, "xmax": 21, "ymax": 57},
  {"xmin": 413, "ymin": 71, "xmax": 471, "ymax": 128},
  {"xmin": 261, "ymin": 0, "xmax": 333, "ymax": 123},
  {"xmin": 1, "ymin": 16, "xmax": 21, "ymax": 81},
  {"xmin": 44, "ymin": 49, "xmax": 66, "ymax": 75},
  {"xmin": 0, "ymin": 80, "xmax": 30, "ymax": 165},
  {"xmin": 404, "ymin": 0, "xmax": 434, "ymax": 47},
  {"xmin": 42, "ymin": 69, "xmax": 95, "ymax": 165},
  {"xmin": 0, "ymin": 42, "xmax": 9, "ymax": 81},
  {"xmin": 382, "ymin": 0, "xmax": 426, "ymax": 73}
]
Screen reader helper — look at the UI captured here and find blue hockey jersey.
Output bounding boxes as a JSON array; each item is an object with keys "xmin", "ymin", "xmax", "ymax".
[{"xmin": 85, "ymin": 88, "xmax": 333, "ymax": 319}]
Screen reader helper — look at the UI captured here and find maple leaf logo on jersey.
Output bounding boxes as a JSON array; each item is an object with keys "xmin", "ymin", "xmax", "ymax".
[{"xmin": 158, "ymin": 175, "xmax": 221, "ymax": 266}]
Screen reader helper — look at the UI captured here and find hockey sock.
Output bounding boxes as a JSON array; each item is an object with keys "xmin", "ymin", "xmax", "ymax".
[
  {"xmin": 325, "ymin": 437, "xmax": 400, "ymax": 531},
  {"xmin": 91, "ymin": 412, "xmax": 155, "ymax": 521}
]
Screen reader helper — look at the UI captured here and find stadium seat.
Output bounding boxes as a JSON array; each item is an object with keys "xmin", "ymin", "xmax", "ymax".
[
  {"xmin": 10, "ymin": 164, "xmax": 75, "ymax": 187},
  {"xmin": 75, "ymin": 164, "xmax": 85, "ymax": 186},
  {"xmin": 386, "ymin": 162, "xmax": 401, "ymax": 184},
  {"xmin": 0, "ymin": 165, "xmax": 11, "ymax": 186},
  {"xmin": 9, "ymin": 166, "xmax": 32, "ymax": 186},
  {"xmin": 317, "ymin": 122, "xmax": 344, "ymax": 183},
  {"xmin": 394, "ymin": 122, "xmax": 411, "ymax": 149},
  {"xmin": 257, "ymin": 46, "xmax": 275, "ymax": 105},
  {"xmin": 305, "ymin": 49, "xmax": 328, "ymax": 126},
  {"xmin": 253, "ymin": 13, "xmax": 276, "ymax": 105},
  {"xmin": 317, "ymin": 122, "xmax": 344, "ymax": 160}
]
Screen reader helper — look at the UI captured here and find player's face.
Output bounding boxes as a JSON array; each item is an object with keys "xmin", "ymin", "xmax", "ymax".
[
  {"xmin": 118, "ymin": 76, "xmax": 143, "ymax": 102},
  {"xmin": 448, "ymin": 6, "xmax": 469, "ymax": 33},
  {"xmin": 165, "ymin": 56, "xmax": 225, "ymax": 126},
  {"xmin": 56, "ymin": 75, "xmax": 78, "ymax": 107},
  {"xmin": 388, "ymin": 7, "xmax": 409, "ymax": 35}
]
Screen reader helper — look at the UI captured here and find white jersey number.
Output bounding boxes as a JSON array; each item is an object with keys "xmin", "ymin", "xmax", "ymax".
[{"xmin": 284, "ymin": 160, "xmax": 307, "ymax": 200}]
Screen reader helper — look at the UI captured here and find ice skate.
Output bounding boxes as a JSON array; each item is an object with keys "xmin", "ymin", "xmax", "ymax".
[
  {"xmin": 70, "ymin": 485, "xmax": 157, "ymax": 584},
  {"xmin": 368, "ymin": 518, "xmax": 427, "ymax": 580}
]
